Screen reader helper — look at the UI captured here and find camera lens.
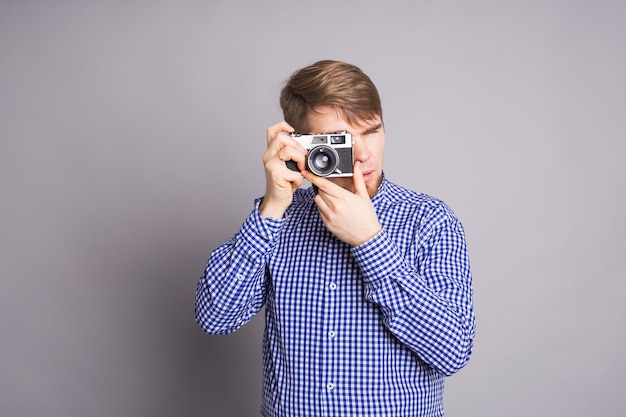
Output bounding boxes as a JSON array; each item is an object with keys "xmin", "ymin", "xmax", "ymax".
[
  {"xmin": 315, "ymin": 154, "xmax": 330, "ymax": 168},
  {"xmin": 308, "ymin": 146, "xmax": 339, "ymax": 177}
]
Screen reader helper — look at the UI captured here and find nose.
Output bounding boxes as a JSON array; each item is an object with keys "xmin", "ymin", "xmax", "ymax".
[{"xmin": 352, "ymin": 135, "xmax": 370, "ymax": 162}]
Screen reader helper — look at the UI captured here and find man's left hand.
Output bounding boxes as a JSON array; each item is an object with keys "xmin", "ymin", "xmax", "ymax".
[{"xmin": 303, "ymin": 161, "xmax": 382, "ymax": 246}]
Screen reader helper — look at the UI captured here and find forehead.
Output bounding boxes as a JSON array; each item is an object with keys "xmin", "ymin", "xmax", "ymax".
[{"xmin": 307, "ymin": 105, "xmax": 381, "ymax": 133}]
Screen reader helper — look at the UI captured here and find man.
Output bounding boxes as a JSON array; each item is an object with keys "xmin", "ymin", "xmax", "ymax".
[{"xmin": 196, "ymin": 60, "xmax": 475, "ymax": 417}]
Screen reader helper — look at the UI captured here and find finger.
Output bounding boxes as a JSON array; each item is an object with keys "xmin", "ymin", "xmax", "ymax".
[
  {"xmin": 313, "ymin": 193, "xmax": 336, "ymax": 225},
  {"xmin": 277, "ymin": 142, "xmax": 305, "ymax": 160},
  {"xmin": 352, "ymin": 161, "xmax": 368, "ymax": 198},
  {"xmin": 266, "ymin": 133, "xmax": 296, "ymax": 155},
  {"xmin": 266, "ymin": 132, "xmax": 307, "ymax": 166},
  {"xmin": 277, "ymin": 144, "xmax": 307, "ymax": 169},
  {"xmin": 302, "ymin": 171, "xmax": 343, "ymax": 197},
  {"xmin": 266, "ymin": 121, "xmax": 295, "ymax": 145}
]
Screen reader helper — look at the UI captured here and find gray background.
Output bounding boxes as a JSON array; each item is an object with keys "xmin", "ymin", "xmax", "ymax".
[{"xmin": 1, "ymin": 1, "xmax": 625, "ymax": 416}]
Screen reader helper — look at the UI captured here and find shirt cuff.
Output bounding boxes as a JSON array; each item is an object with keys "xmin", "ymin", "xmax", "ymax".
[
  {"xmin": 351, "ymin": 228, "xmax": 407, "ymax": 287},
  {"xmin": 238, "ymin": 198, "xmax": 285, "ymax": 258}
]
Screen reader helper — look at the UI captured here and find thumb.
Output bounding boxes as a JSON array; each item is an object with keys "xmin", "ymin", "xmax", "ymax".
[{"xmin": 352, "ymin": 161, "xmax": 368, "ymax": 197}]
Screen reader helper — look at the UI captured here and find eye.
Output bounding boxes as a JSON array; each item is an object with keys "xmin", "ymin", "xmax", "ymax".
[{"xmin": 363, "ymin": 123, "xmax": 382, "ymax": 136}]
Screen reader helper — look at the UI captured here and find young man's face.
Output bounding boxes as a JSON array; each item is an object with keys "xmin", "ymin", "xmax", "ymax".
[{"xmin": 306, "ymin": 106, "xmax": 385, "ymax": 198}]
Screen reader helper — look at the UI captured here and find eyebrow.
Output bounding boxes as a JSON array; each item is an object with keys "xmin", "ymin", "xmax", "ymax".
[{"xmin": 361, "ymin": 123, "xmax": 382, "ymax": 135}]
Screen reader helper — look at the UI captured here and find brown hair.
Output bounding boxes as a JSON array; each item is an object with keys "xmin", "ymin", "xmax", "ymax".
[{"xmin": 280, "ymin": 60, "xmax": 383, "ymax": 133}]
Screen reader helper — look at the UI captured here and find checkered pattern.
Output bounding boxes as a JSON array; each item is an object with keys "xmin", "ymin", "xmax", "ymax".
[{"xmin": 196, "ymin": 177, "xmax": 475, "ymax": 417}]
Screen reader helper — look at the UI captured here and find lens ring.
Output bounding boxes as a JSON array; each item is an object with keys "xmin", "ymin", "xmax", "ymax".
[{"xmin": 307, "ymin": 146, "xmax": 339, "ymax": 177}]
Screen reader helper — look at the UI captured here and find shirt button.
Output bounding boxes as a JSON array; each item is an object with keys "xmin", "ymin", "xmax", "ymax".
[
  {"xmin": 236, "ymin": 274, "xmax": 244, "ymax": 282},
  {"xmin": 329, "ymin": 282, "xmax": 337, "ymax": 290},
  {"xmin": 328, "ymin": 330, "xmax": 336, "ymax": 339},
  {"xmin": 326, "ymin": 382, "xmax": 335, "ymax": 391}
]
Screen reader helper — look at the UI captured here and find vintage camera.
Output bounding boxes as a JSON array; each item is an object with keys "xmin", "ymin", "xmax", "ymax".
[{"xmin": 286, "ymin": 132, "xmax": 354, "ymax": 177}]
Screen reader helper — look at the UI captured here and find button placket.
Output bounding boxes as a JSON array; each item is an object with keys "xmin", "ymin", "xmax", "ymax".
[{"xmin": 321, "ymin": 238, "xmax": 344, "ymax": 399}]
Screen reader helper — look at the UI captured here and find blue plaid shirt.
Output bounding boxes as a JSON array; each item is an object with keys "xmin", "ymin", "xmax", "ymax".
[{"xmin": 196, "ymin": 177, "xmax": 475, "ymax": 417}]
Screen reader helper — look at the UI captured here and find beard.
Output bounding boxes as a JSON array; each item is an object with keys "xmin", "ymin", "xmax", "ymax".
[{"xmin": 328, "ymin": 170, "xmax": 383, "ymax": 199}]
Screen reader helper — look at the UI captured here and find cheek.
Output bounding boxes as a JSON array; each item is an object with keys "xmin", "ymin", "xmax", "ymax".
[
  {"xmin": 369, "ymin": 136, "xmax": 385, "ymax": 158},
  {"xmin": 372, "ymin": 142, "xmax": 385, "ymax": 162}
]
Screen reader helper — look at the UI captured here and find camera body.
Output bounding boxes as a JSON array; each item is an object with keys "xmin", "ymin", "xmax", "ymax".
[{"xmin": 286, "ymin": 132, "xmax": 354, "ymax": 177}]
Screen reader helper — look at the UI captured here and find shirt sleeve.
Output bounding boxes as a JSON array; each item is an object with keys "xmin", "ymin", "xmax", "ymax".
[
  {"xmin": 351, "ymin": 206, "xmax": 475, "ymax": 376},
  {"xmin": 195, "ymin": 198, "xmax": 283, "ymax": 334}
]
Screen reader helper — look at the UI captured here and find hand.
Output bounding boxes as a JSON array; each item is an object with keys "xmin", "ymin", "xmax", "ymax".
[
  {"xmin": 303, "ymin": 161, "xmax": 382, "ymax": 246},
  {"xmin": 259, "ymin": 121, "xmax": 308, "ymax": 219}
]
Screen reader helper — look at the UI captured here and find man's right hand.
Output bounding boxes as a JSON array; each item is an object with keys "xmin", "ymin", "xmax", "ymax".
[{"xmin": 259, "ymin": 121, "xmax": 307, "ymax": 219}]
